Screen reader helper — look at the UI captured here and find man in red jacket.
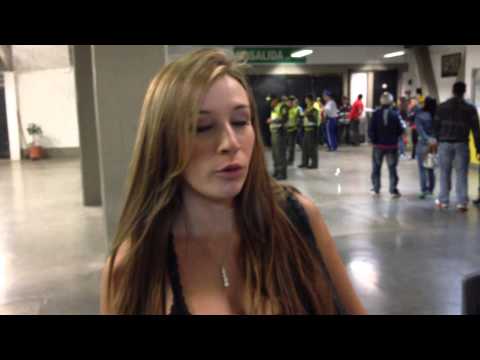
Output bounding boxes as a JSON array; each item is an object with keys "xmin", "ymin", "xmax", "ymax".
[{"xmin": 349, "ymin": 94, "xmax": 364, "ymax": 146}]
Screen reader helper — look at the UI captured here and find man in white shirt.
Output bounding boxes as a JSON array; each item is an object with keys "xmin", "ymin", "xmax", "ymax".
[{"xmin": 323, "ymin": 90, "xmax": 339, "ymax": 151}]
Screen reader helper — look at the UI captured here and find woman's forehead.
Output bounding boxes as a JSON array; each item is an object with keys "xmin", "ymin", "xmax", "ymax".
[{"xmin": 199, "ymin": 75, "xmax": 250, "ymax": 113}]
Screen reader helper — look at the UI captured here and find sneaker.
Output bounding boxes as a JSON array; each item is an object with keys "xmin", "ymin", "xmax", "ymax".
[
  {"xmin": 370, "ymin": 189, "xmax": 380, "ymax": 196},
  {"xmin": 473, "ymin": 198, "xmax": 480, "ymax": 207},
  {"xmin": 297, "ymin": 164, "xmax": 307, "ymax": 169},
  {"xmin": 456, "ymin": 204, "xmax": 468, "ymax": 212},
  {"xmin": 391, "ymin": 190, "xmax": 402, "ymax": 199},
  {"xmin": 435, "ymin": 199, "xmax": 448, "ymax": 209},
  {"xmin": 418, "ymin": 193, "xmax": 427, "ymax": 200}
]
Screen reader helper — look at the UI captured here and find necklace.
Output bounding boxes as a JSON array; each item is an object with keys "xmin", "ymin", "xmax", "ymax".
[{"xmin": 183, "ymin": 214, "xmax": 233, "ymax": 288}]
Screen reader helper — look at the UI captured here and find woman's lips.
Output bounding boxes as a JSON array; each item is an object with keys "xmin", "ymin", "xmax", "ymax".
[{"xmin": 216, "ymin": 164, "xmax": 244, "ymax": 179}]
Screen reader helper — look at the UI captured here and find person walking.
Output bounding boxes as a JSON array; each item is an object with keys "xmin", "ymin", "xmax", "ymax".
[
  {"xmin": 368, "ymin": 92, "xmax": 405, "ymax": 198},
  {"xmin": 323, "ymin": 90, "xmax": 339, "ymax": 152},
  {"xmin": 434, "ymin": 81, "xmax": 480, "ymax": 211},
  {"xmin": 349, "ymin": 94, "xmax": 364, "ymax": 146},
  {"xmin": 415, "ymin": 97, "xmax": 438, "ymax": 199}
]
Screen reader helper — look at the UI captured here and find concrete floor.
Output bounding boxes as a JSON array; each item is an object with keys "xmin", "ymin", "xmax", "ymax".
[
  {"xmin": 0, "ymin": 145, "xmax": 479, "ymax": 314},
  {"xmin": 0, "ymin": 159, "xmax": 106, "ymax": 315}
]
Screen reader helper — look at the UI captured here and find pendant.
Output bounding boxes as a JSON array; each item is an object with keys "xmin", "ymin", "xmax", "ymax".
[{"xmin": 221, "ymin": 266, "xmax": 230, "ymax": 288}]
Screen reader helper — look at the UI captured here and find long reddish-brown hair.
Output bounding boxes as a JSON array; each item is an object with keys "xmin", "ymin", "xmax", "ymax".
[{"xmin": 106, "ymin": 48, "xmax": 337, "ymax": 314}]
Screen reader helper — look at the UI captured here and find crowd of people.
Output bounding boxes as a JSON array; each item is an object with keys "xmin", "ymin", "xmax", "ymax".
[
  {"xmin": 370, "ymin": 82, "xmax": 480, "ymax": 211},
  {"xmin": 266, "ymin": 91, "xmax": 364, "ymax": 180},
  {"xmin": 267, "ymin": 82, "xmax": 480, "ymax": 211}
]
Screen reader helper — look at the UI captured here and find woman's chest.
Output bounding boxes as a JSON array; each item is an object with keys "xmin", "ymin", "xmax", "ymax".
[{"xmin": 171, "ymin": 245, "xmax": 247, "ymax": 315}]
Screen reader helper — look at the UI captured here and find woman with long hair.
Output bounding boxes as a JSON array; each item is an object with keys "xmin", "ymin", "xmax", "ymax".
[
  {"xmin": 415, "ymin": 96, "xmax": 438, "ymax": 199},
  {"xmin": 100, "ymin": 48, "xmax": 366, "ymax": 315}
]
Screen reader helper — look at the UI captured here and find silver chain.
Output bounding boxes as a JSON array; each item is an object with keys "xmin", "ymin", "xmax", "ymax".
[{"xmin": 183, "ymin": 211, "xmax": 233, "ymax": 288}]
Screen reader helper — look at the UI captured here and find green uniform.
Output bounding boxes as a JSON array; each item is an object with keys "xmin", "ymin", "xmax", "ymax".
[
  {"xmin": 300, "ymin": 106, "xmax": 319, "ymax": 168},
  {"xmin": 270, "ymin": 102, "xmax": 289, "ymax": 179},
  {"xmin": 314, "ymin": 101, "xmax": 324, "ymax": 145},
  {"xmin": 287, "ymin": 106, "xmax": 300, "ymax": 165}
]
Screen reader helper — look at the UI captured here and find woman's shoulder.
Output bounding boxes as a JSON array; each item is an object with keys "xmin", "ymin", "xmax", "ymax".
[
  {"xmin": 100, "ymin": 239, "xmax": 132, "ymax": 314},
  {"xmin": 280, "ymin": 186, "xmax": 322, "ymax": 228},
  {"xmin": 106, "ymin": 240, "xmax": 131, "ymax": 273}
]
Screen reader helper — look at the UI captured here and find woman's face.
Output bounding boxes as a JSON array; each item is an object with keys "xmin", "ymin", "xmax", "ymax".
[{"xmin": 182, "ymin": 75, "xmax": 255, "ymax": 202}]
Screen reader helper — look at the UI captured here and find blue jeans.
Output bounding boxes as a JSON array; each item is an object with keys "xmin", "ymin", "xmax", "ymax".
[
  {"xmin": 416, "ymin": 143, "xmax": 435, "ymax": 193},
  {"xmin": 438, "ymin": 142, "xmax": 470, "ymax": 206},
  {"xmin": 398, "ymin": 137, "xmax": 405, "ymax": 156},
  {"xmin": 326, "ymin": 117, "xmax": 338, "ymax": 151},
  {"xmin": 371, "ymin": 147, "xmax": 399, "ymax": 193}
]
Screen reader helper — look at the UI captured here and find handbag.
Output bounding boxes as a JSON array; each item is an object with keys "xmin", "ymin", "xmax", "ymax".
[{"xmin": 423, "ymin": 152, "xmax": 438, "ymax": 169}]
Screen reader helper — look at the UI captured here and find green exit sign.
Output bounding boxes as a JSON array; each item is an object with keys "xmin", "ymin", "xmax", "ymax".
[{"xmin": 233, "ymin": 47, "xmax": 306, "ymax": 64}]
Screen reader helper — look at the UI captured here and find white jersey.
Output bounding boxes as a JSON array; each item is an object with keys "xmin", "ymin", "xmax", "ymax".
[{"xmin": 324, "ymin": 100, "xmax": 338, "ymax": 118}]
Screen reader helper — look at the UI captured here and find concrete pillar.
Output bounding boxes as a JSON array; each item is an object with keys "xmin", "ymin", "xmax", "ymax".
[
  {"xmin": 413, "ymin": 46, "xmax": 439, "ymax": 100},
  {"xmin": 91, "ymin": 45, "xmax": 167, "ymax": 247},
  {"xmin": 342, "ymin": 71, "xmax": 349, "ymax": 98},
  {"xmin": 72, "ymin": 45, "xmax": 101, "ymax": 207},
  {"xmin": 456, "ymin": 47, "xmax": 467, "ymax": 83},
  {"xmin": 367, "ymin": 72, "xmax": 374, "ymax": 109},
  {"xmin": 4, "ymin": 72, "xmax": 21, "ymax": 161}
]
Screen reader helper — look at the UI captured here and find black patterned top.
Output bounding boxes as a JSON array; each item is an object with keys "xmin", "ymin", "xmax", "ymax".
[{"xmin": 167, "ymin": 189, "xmax": 346, "ymax": 315}]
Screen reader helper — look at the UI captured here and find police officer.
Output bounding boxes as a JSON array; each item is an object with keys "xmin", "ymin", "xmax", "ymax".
[
  {"xmin": 267, "ymin": 95, "xmax": 289, "ymax": 180},
  {"xmin": 314, "ymin": 97, "xmax": 325, "ymax": 146},
  {"xmin": 298, "ymin": 95, "xmax": 319, "ymax": 169},
  {"xmin": 286, "ymin": 95, "xmax": 301, "ymax": 165},
  {"xmin": 295, "ymin": 98, "xmax": 305, "ymax": 151}
]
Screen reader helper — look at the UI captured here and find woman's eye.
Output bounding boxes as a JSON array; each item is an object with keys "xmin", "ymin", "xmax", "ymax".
[
  {"xmin": 232, "ymin": 120, "xmax": 249, "ymax": 127},
  {"xmin": 196, "ymin": 125, "xmax": 213, "ymax": 133}
]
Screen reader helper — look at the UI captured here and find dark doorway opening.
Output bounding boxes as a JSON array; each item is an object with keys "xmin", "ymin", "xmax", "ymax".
[
  {"xmin": 0, "ymin": 83, "xmax": 10, "ymax": 159},
  {"xmin": 373, "ymin": 70, "xmax": 399, "ymax": 108},
  {"xmin": 248, "ymin": 74, "xmax": 343, "ymax": 146}
]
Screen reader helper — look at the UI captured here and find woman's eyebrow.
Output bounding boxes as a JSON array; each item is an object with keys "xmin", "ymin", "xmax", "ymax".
[
  {"xmin": 199, "ymin": 104, "xmax": 250, "ymax": 115},
  {"xmin": 233, "ymin": 104, "xmax": 249, "ymax": 110}
]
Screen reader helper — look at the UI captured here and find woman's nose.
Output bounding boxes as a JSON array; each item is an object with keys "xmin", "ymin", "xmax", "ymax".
[{"xmin": 218, "ymin": 123, "xmax": 241, "ymax": 154}]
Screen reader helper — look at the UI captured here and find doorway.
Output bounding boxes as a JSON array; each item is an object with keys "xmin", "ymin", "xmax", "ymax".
[
  {"xmin": 248, "ymin": 74, "xmax": 343, "ymax": 146},
  {"xmin": 0, "ymin": 76, "xmax": 10, "ymax": 159},
  {"xmin": 373, "ymin": 70, "xmax": 399, "ymax": 107}
]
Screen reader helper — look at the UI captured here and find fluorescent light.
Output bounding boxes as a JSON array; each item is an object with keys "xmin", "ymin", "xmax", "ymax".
[
  {"xmin": 291, "ymin": 49, "xmax": 313, "ymax": 58},
  {"xmin": 384, "ymin": 51, "xmax": 405, "ymax": 58}
]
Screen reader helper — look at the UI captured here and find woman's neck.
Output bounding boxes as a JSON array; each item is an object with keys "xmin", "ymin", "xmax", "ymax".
[{"xmin": 179, "ymin": 186, "xmax": 237, "ymax": 239}]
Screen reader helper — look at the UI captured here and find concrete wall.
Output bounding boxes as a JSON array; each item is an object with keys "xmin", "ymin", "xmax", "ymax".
[
  {"xmin": 17, "ymin": 67, "xmax": 79, "ymax": 149},
  {"xmin": 465, "ymin": 45, "xmax": 480, "ymax": 101},
  {"xmin": 465, "ymin": 45, "xmax": 480, "ymax": 165},
  {"xmin": 10, "ymin": 45, "xmax": 79, "ymax": 151},
  {"xmin": 399, "ymin": 46, "xmax": 469, "ymax": 102},
  {"xmin": 429, "ymin": 45, "xmax": 466, "ymax": 102},
  {"xmin": 0, "ymin": 46, "xmax": 12, "ymax": 70},
  {"xmin": 400, "ymin": 45, "xmax": 480, "ymax": 103},
  {"xmin": 12, "ymin": 45, "xmax": 70, "ymax": 71},
  {"xmin": 91, "ymin": 45, "xmax": 167, "ymax": 245}
]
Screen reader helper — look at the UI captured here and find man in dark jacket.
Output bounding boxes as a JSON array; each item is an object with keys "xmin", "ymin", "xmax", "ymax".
[
  {"xmin": 433, "ymin": 81, "xmax": 480, "ymax": 211},
  {"xmin": 368, "ymin": 92, "xmax": 405, "ymax": 198}
]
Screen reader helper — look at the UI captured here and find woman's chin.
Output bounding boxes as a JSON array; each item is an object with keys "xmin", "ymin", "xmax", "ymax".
[{"xmin": 208, "ymin": 180, "xmax": 245, "ymax": 201}]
